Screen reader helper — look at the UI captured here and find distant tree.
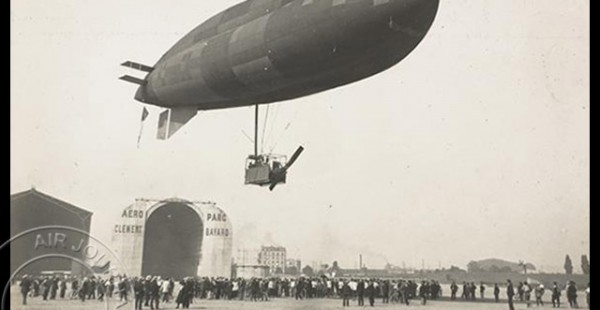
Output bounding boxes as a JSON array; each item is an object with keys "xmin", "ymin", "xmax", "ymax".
[
  {"xmin": 581, "ymin": 255, "xmax": 590, "ymax": 275},
  {"xmin": 286, "ymin": 266, "xmax": 298, "ymax": 275},
  {"xmin": 499, "ymin": 266, "xmax": 513, "ymax": 273},
  {"xmin": 302, "ymin": 265, "xmax": 314, "ymax": 277},
  {"xmin": 467, "ymin": 261, "xmax": 482, "ymax": 273},
  {"xmin": 489, "ymin": 265, "xmax": 501, "ymax": 273},
  {"xmin": 449, "ymin": 265, "xmax": 466, "ymax": 272},
  {"xmin": 275, "ymin": 267, "xmax": 283, "ymax": 274},
  {"xmin": 564, "ymin": 255, "xmax": 573, "ymax": 275}
]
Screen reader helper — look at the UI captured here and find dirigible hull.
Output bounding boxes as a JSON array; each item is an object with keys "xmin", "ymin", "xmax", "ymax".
[{"xmin": 134, "ymin": 0, "xmax": 440, "ymax": 110}]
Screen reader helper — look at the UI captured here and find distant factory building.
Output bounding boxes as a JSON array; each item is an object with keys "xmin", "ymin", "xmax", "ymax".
[
  {"xmin": 10, "ymin": 188, "xmax": 93, "ymax": 277},
  {"xmin": 111, "ymin": 198, "xmax": 233, "ymax": 279},
  {"xmin": 258, "ymin": 246, "xmax": 286, "ymax": 274}
]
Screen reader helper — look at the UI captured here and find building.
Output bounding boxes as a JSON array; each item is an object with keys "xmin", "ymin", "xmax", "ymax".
[
  {"xmin": 111, "ymin": 198, "xmax": 233, "ymax": 279},
  {"xmin": 10, "ymin": 188, "xmax": 93, "ymax": 276},
  {"xmin": 286, "ymin": 258, "xmax": 302, "ymax": 274},
  {"xmin": 286, "ymin": 258, "xmax": 301, "ymax": 269},
  {"xmin": 258, "ymin": 246, "xmax": 286, "ymax": 274},
  {"xmin": 232, "ymin": 265, "xmax": 269, "ymax": 279}
]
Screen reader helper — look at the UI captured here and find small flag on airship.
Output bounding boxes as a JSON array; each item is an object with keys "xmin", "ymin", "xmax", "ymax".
[{"xmin": 141, "ymin": 107, "xmax": 149, "ymax": 121}]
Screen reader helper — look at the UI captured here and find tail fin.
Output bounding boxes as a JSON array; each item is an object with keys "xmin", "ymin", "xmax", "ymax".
[{"xmin": 156, "ymin": 107, "xmax": 198, "ymax": 140}]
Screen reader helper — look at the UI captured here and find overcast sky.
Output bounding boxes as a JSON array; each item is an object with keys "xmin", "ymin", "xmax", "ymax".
[{"xmin": 11, "ymin": 0, "xmax": 589, "ymax": 273}]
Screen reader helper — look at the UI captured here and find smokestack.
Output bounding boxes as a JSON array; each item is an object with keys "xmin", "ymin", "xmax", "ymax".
[{"xmin": 359, "ymin": 254, "xmax": 363, "ymax": 269}]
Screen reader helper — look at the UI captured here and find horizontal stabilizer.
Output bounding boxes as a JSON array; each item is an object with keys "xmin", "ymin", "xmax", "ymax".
[
  {"xmin": 121, "ymin": 61, "xmax": 154, "ymax": 73},
  {"xmin": 119, "ymin": 75, "xmax": 147, "ymax": 85},
  {"xmin": 156, "ymin": 107, "xmax": 198, "ymax": 140}
]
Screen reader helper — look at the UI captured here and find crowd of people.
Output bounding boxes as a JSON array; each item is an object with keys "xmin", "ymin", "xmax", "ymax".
[{"xmin": 17, "ymin": 274, "xmax": 589, "ymax": 309}]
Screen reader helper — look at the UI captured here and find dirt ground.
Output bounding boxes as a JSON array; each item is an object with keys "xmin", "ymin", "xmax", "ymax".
[{"xmin": 8, "ymin": 286, "xmax": 589, "ymax": 310}]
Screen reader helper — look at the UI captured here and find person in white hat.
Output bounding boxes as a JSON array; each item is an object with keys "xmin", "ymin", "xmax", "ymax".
[{"xmin": 535, "ymin": 284, "xmax": 545, "ymax": 306}]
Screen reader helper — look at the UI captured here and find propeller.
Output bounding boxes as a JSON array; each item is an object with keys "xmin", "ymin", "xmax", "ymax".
[
  {"xmin": 269, "ymin": 146, "xmax": 304, "ymax": 191},
  {"xmin": 285, "ymin": 146, "xmax": 304, "ymax": 170}
]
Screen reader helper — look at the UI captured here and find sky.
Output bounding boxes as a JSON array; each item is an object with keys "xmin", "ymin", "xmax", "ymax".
[{"xmin": 11, "ymin": 0, "xmax": 589, "ymax": 273}]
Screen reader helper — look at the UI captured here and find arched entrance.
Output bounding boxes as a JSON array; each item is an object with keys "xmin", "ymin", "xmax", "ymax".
[{"xmin": 141, "ymin": 202, "xmax": 202, "ymax": 279}]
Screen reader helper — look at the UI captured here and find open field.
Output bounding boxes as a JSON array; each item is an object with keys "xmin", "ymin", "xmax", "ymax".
[{"xmin": 9, "ymin": 286, "xmax": 589, "ymax": 310}]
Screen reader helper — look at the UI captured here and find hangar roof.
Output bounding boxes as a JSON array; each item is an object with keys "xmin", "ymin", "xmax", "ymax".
[{"xmin": 11, "ymin": 188, "xmax": 93, "ymax": 221}]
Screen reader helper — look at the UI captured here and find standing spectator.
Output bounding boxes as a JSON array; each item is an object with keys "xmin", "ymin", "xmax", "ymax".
[
  {"xmin": 480, "ymin": 282, "xmax": 486, "ymax": 299},
  {"xmin": 518, "ymin": 282, "xmax": 525, "ymax": 302},
  {"xmin": 175, "ymin": 279, "xmax": 187, "ymax": 309},
  {"xmin": 150, "ymin": 277, "xmax": 160, "ymax": 309},
  {"xmin": 71, "ymin": 278, "xmax": 79, "ymax": 299},
  {"xmin": 552, "ymin": 281, "xmax": 562, "ymax": 308},
  {"xmin": 161, "ymin": 277, "xmax": 170, "ymax": 302},
  {"xmin": 470, "ymin": 282, "xmax": 477, "ymax": 300},
  {"xmin": 401, "ymin": 280, "xmax": 410, "ymax": 305},
  {"xmin": 494, "ymin": 283, "xmax": 500, "ymax": 302},
  {"xmin": 450, "ymin": 281, "xmax": 458, "ymax": 300},
  {"xmin": 567, "ymin": 281, "xmax": 579, "ymax": 308},
  {"xmin": 118, "ymin": 277, "xmax": 129, "ymax": 302},
  {"xmin": 88, "ymin": 277, "xmax": 96, "ymax": 300},
  {"xmin": 19, "ymin": 275, "xmax": 31, "ymax": 305},
  {"xmin": 535, "ymin": 284, "xmax": 545, "ymax": 306},
  {"xmin": 382, "ymin": 280, "xmax": 390, "ymax": 303},
  {"xmin": 419, "ymin": 281, "xmax": 428, "ymax": 305},
  {"xmin": 367, "ymin": 280, "xmax": 377, "ymax": 307},
  {"xmin": 144, "ymin": 276, "xmax": 153, "ymax": 306},
  {"xmin": 59, "ymin": 277, "xmax": 67, "ymax": 299},
  {"xmin": 97, "ymin": 279, "xmax": 105, "ymax": 301},
  {"xmin": 239, "ymin": 278, "xmax": 246, "ymax": 300},
  {"xmin": 523, "ymin": 282, "xmax": 532, "ymax": 308},
  {"xmin": 32, "ymin": 278, "xmax": 40, "ymax": 297},
  {"xmin": 357, "ymin": 279, "xmax": 365, "ymax": 306},
  {"xmin": 341, "ymin": 280, "xmax": 350, "ymax": 307},
  {"xmin": 507, "ymin": 280, "xmax": 515, "ymax": 310},
  {"xmin": 106, "ymin": 278, "xmax": 115, "ymax": 298},
  {"xmin": 585, "ymin": 283, "xmax": 589, "ymax": 309},
  {"xmin": 134, "ymin": 278, "xmax": 145, "ymax": 310},
  {"xmin": 79, "ymin": 277, "xmax": 89, "ymax": 302}
]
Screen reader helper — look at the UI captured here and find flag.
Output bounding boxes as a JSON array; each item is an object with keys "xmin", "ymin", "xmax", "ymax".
[
  {"xmin": 141, "ymin": 107, "xmax": 149, "ymax": 121},
  {"xmin": 137, "ymin": 107, "xmax": 150, "ymax": 148}
]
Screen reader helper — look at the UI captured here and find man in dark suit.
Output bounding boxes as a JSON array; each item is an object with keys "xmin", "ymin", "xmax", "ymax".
[
  {"xmin": 134, "ymin": 278, "xmax": 145, "ymax": 310},
  {"xmin": 367, "ymin": 280, "xmax": 376, "ymax": 307},
  {"xmin": 19, "ymin": 275, "xmax": 31, "ymax": 305},
  {"xmin": 494, "ymin": 283, "xmax": 500, "ymax": 302},
  {"xmin": 450, "ymin": 281, "xmax": 458, "ymax": 300},
  {"xmin": 567, "ymin": 281, "xmax": 578, "ymax": 308},
  {"xmin": 551, "ymin": 281, "xmax": 561, "ymax": 308},
  {"xmin": 507, "ymin": 280, "xmax": 515, "ymax": 310},
  {"xmin": 341, "ymin": 280, "xmax": 351, "ymax": 307},
  {"xmin": 357, "ymin": 279, "xmax": 365, "ymax": 306}
]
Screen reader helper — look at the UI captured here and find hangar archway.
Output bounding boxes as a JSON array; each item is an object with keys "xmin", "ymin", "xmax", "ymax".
[{"xmin": 141, "ymin": 202, "xmax": 202, "ymax": 279}]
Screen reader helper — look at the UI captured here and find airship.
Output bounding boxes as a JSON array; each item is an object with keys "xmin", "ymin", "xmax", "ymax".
[{"xmin": 121, "ymin": 0, "xmax": 440, "ymax": 189}]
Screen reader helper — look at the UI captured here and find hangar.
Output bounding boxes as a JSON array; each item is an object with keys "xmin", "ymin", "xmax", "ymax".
[
  {"xmin": 111, "ymin": 198, "xmax": 233, "ymax": 279},
  {"xmin": 10, "ymin": 188, "xmax": 93, "ymax": 277}
]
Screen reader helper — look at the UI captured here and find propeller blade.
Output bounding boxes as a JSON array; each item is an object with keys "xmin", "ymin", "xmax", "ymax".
[
  {"xmin": 284, "ymin": 146, "xmax": 304, "ymax": 169},
  {"xmin": 269, "ymin": 182, "xmax": 278, "ymax": 191}
]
